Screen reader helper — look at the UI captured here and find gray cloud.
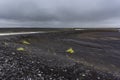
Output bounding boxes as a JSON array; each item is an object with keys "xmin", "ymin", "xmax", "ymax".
[{"xmin": 0, "ymin": 0, "xmax": 120, "ymax": 27}]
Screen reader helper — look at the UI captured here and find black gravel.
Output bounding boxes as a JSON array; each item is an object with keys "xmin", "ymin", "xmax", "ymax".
[
  {"xmin": 0, "ymin": 31, "xmax": 120, "ymax": 80},
  {"xmin": 0, "ymin": 46, "xmax": 118, "ymax": 80}
]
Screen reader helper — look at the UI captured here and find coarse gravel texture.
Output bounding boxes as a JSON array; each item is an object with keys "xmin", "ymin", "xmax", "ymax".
[{"xmin": 0, "ymin": 31, "xmax": 120, "ymax": 80}]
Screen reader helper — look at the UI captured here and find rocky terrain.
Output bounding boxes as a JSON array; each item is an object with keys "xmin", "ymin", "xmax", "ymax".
[{"xmin": 0, "ymin": 30, "xmax": 120, "ymax": 80}]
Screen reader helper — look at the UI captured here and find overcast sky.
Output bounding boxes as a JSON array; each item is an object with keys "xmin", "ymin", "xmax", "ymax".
[{"xmin": 0, "ymin": 0, "xmax": 120, "ymax": 28}]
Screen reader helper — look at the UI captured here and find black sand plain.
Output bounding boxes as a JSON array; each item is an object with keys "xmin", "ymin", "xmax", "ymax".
[{"xmin": 0, "ymin": 28, "xmax": 120, "ymax": 80}]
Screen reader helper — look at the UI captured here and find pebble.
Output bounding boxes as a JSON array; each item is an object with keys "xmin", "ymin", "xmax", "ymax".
[
  {"xmin": 12, "ymin": 52, "xmax": 16, "ymax": 55},
  {"xmin": 97, "ymin": 77, "xmax": 100, "ymax": 79},
  {"xmin": 82, "ymin": 74, "xmax": 86, "ymax": 77},
  {"xmin": 38, "ymin": 73, "xmax": 42, "ymax": 77}
]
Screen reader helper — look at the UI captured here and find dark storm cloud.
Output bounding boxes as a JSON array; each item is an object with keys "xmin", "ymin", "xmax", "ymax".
[{"xmin": 0, "ymin": 0, "xmax": 120, "ymax": 27}]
